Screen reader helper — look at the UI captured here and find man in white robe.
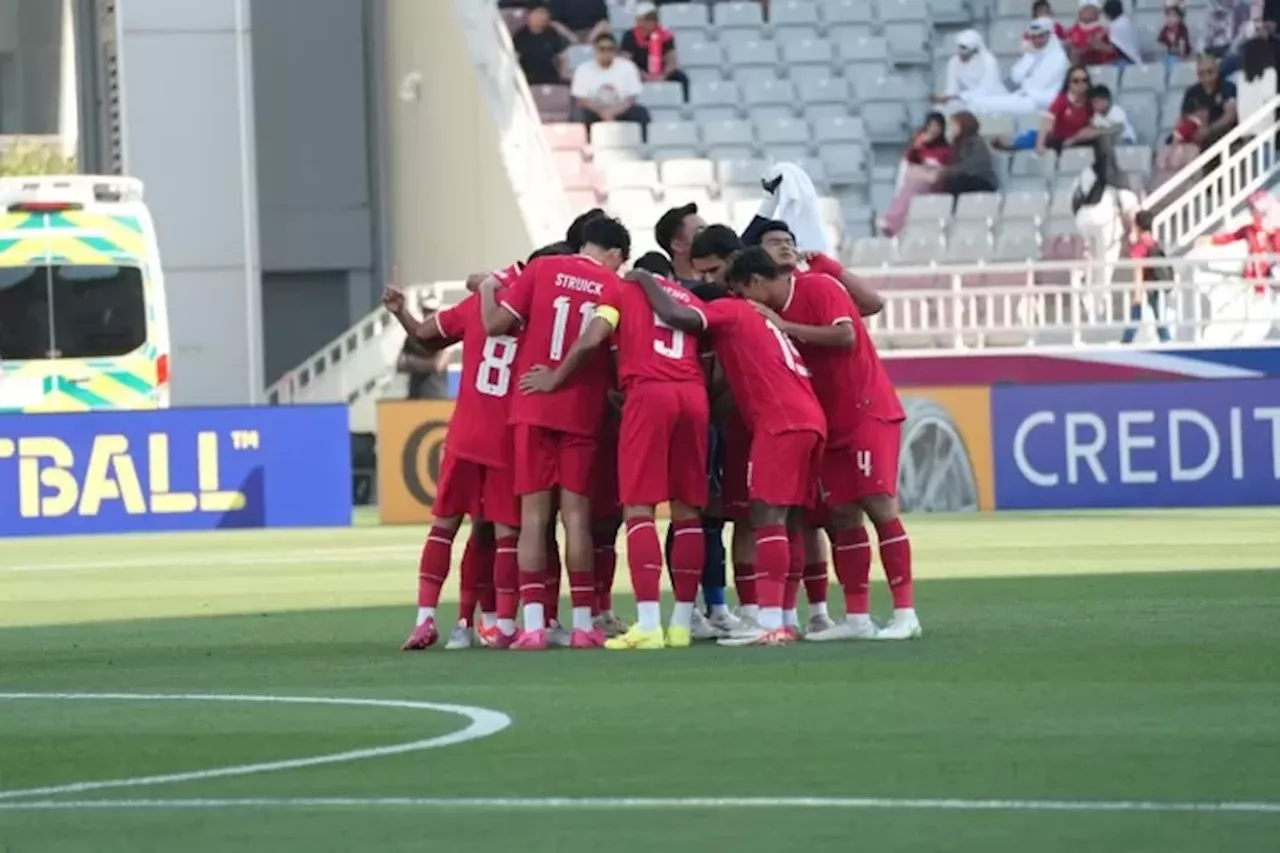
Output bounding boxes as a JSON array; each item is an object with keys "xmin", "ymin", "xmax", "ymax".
[
  {"xmin": 962, "ymin": 18, "xmax": 1070, "ymax": 116},
  {"xmin": 934, "ymin": 29, "xmax": 1005, "ymax": 110}
]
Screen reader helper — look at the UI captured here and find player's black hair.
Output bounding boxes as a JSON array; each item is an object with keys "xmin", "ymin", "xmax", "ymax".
[
  {"xmin": 566, "ymin": 207, "xmax": 607, "ymax": 251},
  {"xmin": 581, "ymin": 215, "xmax": 632, "ymax": 261},
  {"xmin": 689, "ymin": 224, "xmax": 742, "ymax": 261},
  {"xmin": 632, "ymin": 251, "xmax": 674, "ymax": 277},
  {"xmin": 756, "ymin": 219, "xmax": 795, "ymax": 242},
  {"xmin": 723, "ymin": 246, "xmax": 780, "ymax": 288},
  {"xmin": 528, "ymin": 241, "xmax": 573, "ymax": 262},
  {"xmin": 654, "ymin": 203, "xmax": 699, "ymax": 256}
]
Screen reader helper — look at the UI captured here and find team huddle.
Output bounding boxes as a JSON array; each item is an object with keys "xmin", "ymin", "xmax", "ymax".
[{"xmin": 385, "ymin": 205, "xmax": 922, "ymax": 650}]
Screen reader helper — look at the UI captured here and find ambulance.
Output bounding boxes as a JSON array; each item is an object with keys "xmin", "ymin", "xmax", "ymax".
[{"xmin": 0, "ymin": 175, "xmax": 169, "ymax": 412}]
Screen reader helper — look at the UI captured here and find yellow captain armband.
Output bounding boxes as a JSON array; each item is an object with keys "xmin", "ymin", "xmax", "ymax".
[{"xmin": 595, "ymin": 305, "xmax": 621, "ymax": 329}]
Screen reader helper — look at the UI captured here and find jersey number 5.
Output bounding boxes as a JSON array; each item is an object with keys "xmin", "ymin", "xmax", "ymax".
[
  {"xmin": 765, "ymin": 319, "xmax": 811, "ymax": 378},
  {"xmin": 550, "ymin": 296, "xmax": 596, "ymax": 361},
  {"xmin": 476, "ymin": 335, "xmax": 518, "ymax": 396},
  {"xmin": 652, "ymin": 312, "xmax": 685, "ymax": 360}
]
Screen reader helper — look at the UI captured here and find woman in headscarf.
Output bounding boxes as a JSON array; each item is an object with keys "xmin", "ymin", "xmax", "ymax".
[
  {"xmin": 963, "ymin": 18, "xmax": 1070, "ymax": 115},
  {"xmin": 1072, "ymin": 132, "xmax": 1141, "ymax": 319},
  {"xmin": 934, "ymin": 29, "xmax": 1005, "ymax": 110}
]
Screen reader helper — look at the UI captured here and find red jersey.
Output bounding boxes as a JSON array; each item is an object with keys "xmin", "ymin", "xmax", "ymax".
[
  {"xmin": 1066, "ymin": 22, "xmax": 1115, "ymax": 65},
  {"xmin": 499, "ymin": 254, "xmax": 622, "ymax": 436},
  {"xmin": 614, "ymin": 276, "xmax": 707, "ymax": 392},
  {"xmin": 700, "ymin": 297, "xmax": 825, "ymax": 438},
  {"xmin": 779, "ymin": 273, "xmax": 904, "ymax": 448},
  {"xmin": 433, "ymin": 293, "xmax": 516, "ymax": 469},
  {"xmin": 1212, "ymin": 224, "xmax": 1280, "ymax": 284},
  {"xmin": 1045, "ymin": 93, "xmax": 1093, "ymax": 142}
]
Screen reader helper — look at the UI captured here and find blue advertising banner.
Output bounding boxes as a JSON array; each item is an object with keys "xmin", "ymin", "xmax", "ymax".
[
  {"xmin": 991, "ymin": 379, "xmax": 1280, "ymax": 509},
  {"xmin": 0, "ymin": 406, "xmax": 352, "ymax": 537}
]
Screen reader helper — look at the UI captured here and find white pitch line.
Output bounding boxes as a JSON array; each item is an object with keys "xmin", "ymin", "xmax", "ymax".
[
  {"xmin": 0, "ymin": 796, "xmax": 1277, "ymax": 815},
  {"xmin": 1, "ymin": 545, "xmax": 417, "ymax": 574},
  {"xmin": 0, "ymin": 693, "xmax": 511, "ymax": 801}
]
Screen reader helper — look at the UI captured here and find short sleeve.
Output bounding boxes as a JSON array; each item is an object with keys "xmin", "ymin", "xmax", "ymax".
[
  {"xmin": 1223, "ymin": 80, "xmax": 1238, "ymax": 100},
  {"xmin": 498, "ymin": 260, "xmax": 539, "ymax": 325},
  {"xmin": 434, "ymin": 293, "xmax": 474, "ymax": 339},
  {"xmin": 700, "ymin": 299, "xmax": 736, "ymax": 335},
  {"xmin": 493, "ymin": 261, "xmax": 524, "ymax": 285},
  {"xmin": 570, "ymin": 65, "xmax": 591, "ymax": 99},
  {"xmin": 620, "ymin": 60, "xmax": 644, "ymax": 98},
  {"xmin": 807, "ymin": 277, "xmax": 855, "ymax": 326}
]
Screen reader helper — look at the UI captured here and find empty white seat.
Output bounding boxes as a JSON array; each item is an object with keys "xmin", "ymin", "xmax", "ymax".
[
  {"xmin": 1002, "ymin": 190, "xmax": 1050, "ymax": 221},
  {"xmin": 819, "ymin": 143, "xmax": 869, "ymax": 184},
  {"xmin": 781, "ymin": 38, "xmax": 836, "ymax": 67},
  {"xmin": 879, "ymin": 0, "xmax": 930, "ymax": 23},
  {"xmin": 701, "ymin": 118, "xmax": 755, "ymax": 148},
  {"xmin": 717, "ymin": 157, "xmax": 770, "ymax": 186},
  {"xmin": 771, "ymin": 0, "xmax": 821, "ymax": 25},
  {"xmin": 602, "ymin": 160, "xmax": 659, "ymax": 190},
  {"xmin": 954, "ymin": 192, "xmax": 1002, "ymax": 221},
  {"xmin": 591, "ymin": 122, "xmax": 644, "ymax": 150},
  {"xmin": 713, "ymin": 1, "xmax": 765, "ymax": 28},
  {"xmin": 726, "ymin": 39, "xmax": 779, "ymax": 67},
  {"xmin": 756, "ymin": 116, "xmax": 811, "ymax": 147},
  {"xmin": 660, "ymin": 3, "xmax": 709, "ymax": 28},
  {"xmin": 639, "ymin": 82, "xmax": 685, "ymax": 110},
  {"xmin": 907, "ymin": 193, "xmax": 954, "ymax": 224},
  {"xmin": 885, "ymin": 22, "xmax": 931, "ymax": 64},
  {"xmin": 813, "ymin": 114, "xmax": 866, "ymax": 144},
  {"xmin": 1116, "ymin": 145, "xmax": 1153, "ymax": 176},
  {"xmin": 823, "ymin": 0, "xmax": 875, "ymax": 26},
  {"xmin": 681, "ymin": 42, "xmax": 724, "ymax": 71},
  {"xmin": 1122, "ymin": 64, "xmax": 1167, "ymax": 93},
  {"xmin": 847, "ymin": 236, "xmax": 897, "ymax": 266},
  {"xmin": 690, "ymin": 80, "xmax": 741, "ymax": 108},
  {"xmin": 1057, "ymin": 147, "xmax": 1094, "ymax": 175},
  {"xmin": 660, "ymin": 157, "xmax": 715, "ymax": 188},
  {"xmin": 648, "ymin": 121, "xmax": 700, "ymax": 149},
  {"xmin": 744, "ymin": 78, "xmax": 797, "ymax": 108}
]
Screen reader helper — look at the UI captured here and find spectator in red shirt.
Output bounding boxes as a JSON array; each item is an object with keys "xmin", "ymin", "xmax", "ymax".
[
  {"xmin": 619, "ymin": 2, "xmax": 689, "ymax": 101},
  {"xmin": 1066, "ymin": 0, "xmax": 1118, "ymax": 65},
  {"xmin": 1037, "ymin": 64, "xmax": 1096, "ymax": 153},
  {"xmin": 1122, "ymin": 211, "xmax": 1173, "ymax": 343},
  {"xmin": 1200, "ymin": 191, "xmax": 1280, "ymax": 294},
  {"xmin": 904, "ymin": 113, "xmax": 952, "ymax": 167},
  {"xmin": 1158, "ymin": 4, "xmax": 1193, "ymax": 61},
  {"xmin": 1033, "ymin": 0, "xmax": 1069, "ymax": 39}
]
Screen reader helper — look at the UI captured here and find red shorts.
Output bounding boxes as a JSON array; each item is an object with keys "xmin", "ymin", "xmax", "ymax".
[
  {"xmin": 512, "ymin": 424, "xmax": 596, "ymax": 497},
  {"xmin": 748, "ymin": 429, "xmax": 824, "ymax": 510},
  {"xmin": 839, "ymin": 419, "xmax": 902, "ymax": 502},
  {"xmin": 593, "ymin": 413, "xmax": 621, "ymax": 520},
  {"xmin": 721, "ymin": 411, "xmax": 751, "ymax": 521},
  {"xmin": 618, "ymin": 381, "xmax": 710, "ymax": 508},
  {"xmin": 434, "ymin": 450, "xmax": 521, "ymax": 528}
]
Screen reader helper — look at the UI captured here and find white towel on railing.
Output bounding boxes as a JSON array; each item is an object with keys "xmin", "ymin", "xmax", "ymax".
[{"xmin": 763, "ymin": 161, "xmax": 828, "ymax": 253}]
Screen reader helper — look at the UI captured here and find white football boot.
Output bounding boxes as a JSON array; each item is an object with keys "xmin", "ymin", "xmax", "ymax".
[
  {"xmin": 444, "ymin": 622, "xmax": 475, "ymax": 650},
  {"xmin": 805, "ymin": 614, "xmax": 879, "ymax": 642},
  {"xmin": 874, "ymin": 609, "xmax": 923, "ymax": 640}
]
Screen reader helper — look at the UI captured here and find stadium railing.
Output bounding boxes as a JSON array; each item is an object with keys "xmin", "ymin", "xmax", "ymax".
[
  {"xmin": 1146, "ymin": 93, "xmax": 1280, "ymax": 253},
  {"xmin": 451, "ymin": 0, "xmax": 572, "ymax": 249}
]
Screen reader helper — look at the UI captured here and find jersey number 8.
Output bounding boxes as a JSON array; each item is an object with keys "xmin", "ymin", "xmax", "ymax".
[{"xmin": 476, "ymin": 335, "xmax": 518, "ymax": 396}]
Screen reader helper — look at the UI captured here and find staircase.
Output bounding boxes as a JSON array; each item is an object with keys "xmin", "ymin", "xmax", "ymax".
[{"xmin": 1146, "ymin": 93, "xmax": 1280, "ymax": 251}]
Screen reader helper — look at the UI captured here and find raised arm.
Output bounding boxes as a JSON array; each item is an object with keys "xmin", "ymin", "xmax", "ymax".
[
  {"xmin": 627, "ymin": 269, "xmax": 705, "ymax": 333},
  {"xmin": 519, "ymin": 315, "xmax": 615, "ymax": 394},
  {"xmin": 479, "ymin": 279, "xmax": 517, "ymax": 336},
  {"xmin": 805, "ymin": 253, "xmax": 884, "ymax": 317}
]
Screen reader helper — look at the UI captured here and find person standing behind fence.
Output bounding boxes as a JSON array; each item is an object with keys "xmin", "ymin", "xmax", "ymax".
[
  {"xmin": 1122, "ymin": 211, "xmax": 1173, "ymax": 344},
  {"xmin": 1073, "ymin": 133, "xmax": 1141, "ymax": 321}
]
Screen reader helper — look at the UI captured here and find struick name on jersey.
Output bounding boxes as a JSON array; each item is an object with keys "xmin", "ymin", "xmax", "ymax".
[{"xmin": 554, "ymin": 273, "xmax": 605, "ymax": 296}]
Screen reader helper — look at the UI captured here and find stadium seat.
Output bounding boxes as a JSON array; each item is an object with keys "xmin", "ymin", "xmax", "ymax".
[
  {"xmin": 565, "ymin": 44, "xmax": 593, "ymax": 71},
  {"xmin": 660, "ymin": 157, "xmax": 716, "ymax": 189},
  {"xmin": 1168, "ymin": 61, "xmax": 1198, "ymax": 90},
  {"xmin": 860, "ymin": 102, "xmax": 910, "ymax": 143},
  {"xmin": 690, "ymin": 79, "xmax": 742, "ymax": 110},
  {"xmin": 835, "ymin": 35, "xmax": 890, "ymax": 66},
  {"xmin": 1122, "ymin": 64, "xmax": 1167, "ymax": 94},
  {"xmin": 756, "ymin": 116, "xmax": 811, "ymax": 147},
  {"xmin": 878, "ymin": 0, "xmax": 929, "ymax": 23},
  {"xmin": 976, "ymin": 113, "xmax": 1016, "ymax": 140},
  {"xmin": 748, "ymin": 104, "xmax": 796, "ymax": 124},
  {"xmin": 771, "ymin": 0, "xmax": 822, "ymax": 26},
  {"xmin": 681, "ymin": 42, "xmax": 725, "ymax": 74},
  {"xmin": 818, "ymin": 143, "xmax": 869, "ymax": 184},
  {"xmin": 736, "ymin": 66, "xmax": 785, "ymax": 90},
  {"xmin": 929, "ymin": 0, "xmax": 972, "ymax": 26},
  {"xmin": 727, "ymin": 39, "xmax": 780, "ymax": 68},
  {"xmin": 822, "ymin": 0, "xmax": 876, "ymax": 27},
  {"xmin": 1048, "ymin": 185, "xmax": 1077, "ymax": 221},
  {"xmin": 648, "ymin": 120, "xmax": 701, "ymax": 151},
  {"xmin": 660, "ymin": 3, "xmax": 709, "ymax": 28},
  {"xmin": 812, "ymin": 114, "xmax": 866, "ymax": 145},
  {"xmin": 907, "ymin": 193, "xmax": 954, "ymax": 227},
  {"xmin": 1089, "ymin": 65, "xmax": 1121, "ymax": 92},
  {"xmin": 1057, "ymin": 146, "xmax": 1094, "ymax": 176},
  {"xmin": 591, "ymin": 122, "xmax": 645, "ymax": 150},
  {"xmin": 713, "ymin": 1, "xmax": 766, "ymax": 30},
  {"xmin": 988, "ymin": 20, "xmax": 1026, "ymax": 56},
  {"xmin": 797, "ymin": 76, "xmax": 850, "ymax": 107},
  {"xmin": 1117, "ymin": 145, "xmax": 1153, "ymax": 179},
  {"xmin": 639, "ymin": 82, "xmax": 685, "ymax": 110},
  {"xmin": 781, "ymin": 38, "xmax": 836, "ymax": 69},
  {"xmin": 602, "ymin": 160, "xmax": 660, "ymax": 190},
  {"xmin": 745, "ymin": 78, "xmax": 797, "ymax": 108},
  {"xmin": 702, "ymin": 118, "xmax": 756, "ymax": 149},
  {"xmin": 954, "ymin": 192, "xmax": 1002, "ymax": 223},
  {"xmin": 1002, "ymin": 190, "xmax": 1050, "ymax": 223},
  {"xmin": 531, "ymin": 85, "xmax": 571, "ymax": 122},
  {"xmin": 1119, "ymin": 95, "xmax": 1160, "ymax": 144},
  {"xmin": 885, "ymin": 22, "xmax": 931, "ymax": 65},
  {"xmin": 1160, "ymin": 91, "xmax": 1185, "ymax": 132},
  {"xmin": 544, "ymin": 123, "xmax": 588, "ymax": 151},
  {"xmin": 717, "ymin": 157, "xmax": 770, "ymax": 186},
  {"xmin": 707, "ymin": 144, "xmax": 757, "ymax": 162},
  {"xmin": 993, "ymin": 225, "xmax": 1042, "ymax": 261}
]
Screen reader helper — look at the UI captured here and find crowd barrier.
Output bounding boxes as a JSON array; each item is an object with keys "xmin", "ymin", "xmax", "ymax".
[
  {"xmin": 375, "ymin": 376, "xmax": 1280, "ymax": 523},
  {"xmin": 0, "ymin": 405, "xmax": 352, "ymax": 537}
]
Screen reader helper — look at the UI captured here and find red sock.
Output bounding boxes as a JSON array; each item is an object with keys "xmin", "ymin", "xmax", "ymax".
[
  {"xmin": 876, "ymin": 518, "xmax": 914, "ymax": 609},
  {"xmin": 457, "ymin": 532, "xmax": 489, "ymax": 627},
  {"xmin": 544, "ymin": 534, "xmax": 562, "ymax": 622},
  {"xmin": 834, "ymin": 527, "xmax": 872, "ymax": 615},
  {"xmin": 625, "ymin": 517, "xmax": 663, "ymax": 603},
  {"xmin": 804, "ymin": 561, "xmax": 829, "ymax": 605},
  {"xmin": 494, "ymin": 535, "xmax": 519, "ymax": 622},
  {"xmin": 734, "ymin": 561, "xmax": 758, "ymax": 606},
  {"xmin": 593, "ymin": 534, "xmax": 618, "ymax": 614},
  {"xmin": 416, "ymin": 524, "xmax": 456, "ymax": 608},
  {"xmin": 670, "ymin": 519, "xmax": 705, "ymax": 604},
  {"xmin": 783, "ymin": 528, "xmax": 804, "ymax": 612},
  {"xmin": 568, "ymin": 567, "xmax": 595, "ymax": 613},
  {"xmin": 754, "ymin": 524, "xmax": 789, "ymax": 610}
]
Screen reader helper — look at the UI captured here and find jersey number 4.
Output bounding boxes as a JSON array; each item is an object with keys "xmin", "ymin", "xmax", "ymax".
[
  {"xmin": 477, "ymin": 335, "xmax": 518, "ymax": 397},
  {"xmin": 550, "ymin": 296, "xmax": 596, "ymax": 361}
]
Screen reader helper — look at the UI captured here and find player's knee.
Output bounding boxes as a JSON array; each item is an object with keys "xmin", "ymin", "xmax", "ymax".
[
  {"xmin": 432, "ymin": 515, "xmax": 463, "ymax": 532},
  {"xmin": 828, "ymin": 502, "xmax": 863, "ymax": 531},
  {"xmin": 520, "ymin": 491, "xmax": 553, "ymax": 530},
  {"xmin": 669, "ymin": 501, "xmax": 700, "ymax": 522},
  {"xmin": 860, "ymin": 494, "xmax": 899, "ymax": 525},
  {"xmin": 749, "ymin": 502, "xmax": 786, "ymax": 528},
  {"xmin": 471, "ymin": 521, "xmax": 495, "ymax": 543},
  {"xmin": 623, "ymin": 505, "xmax": 656, "ymax": 521}
]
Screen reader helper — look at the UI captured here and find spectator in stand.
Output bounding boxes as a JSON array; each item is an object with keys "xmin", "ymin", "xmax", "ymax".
[
  {"xmin": 1237, "ymin": 33, "xmax": 1279, "ymax": 124},
  {"xmin": 513, "ymin": 3, "xmax": 576, "ymax": 86},
  {"xmin": 1200, "ymin": 0, "xmax": 1252, "ymax": 74},
  {"xmin": 933, "ymin": 30, "xmax": 1005, "ymax": 109},
  {"xmin": 1198, "ymin": 191, "xmax": 1280, "ymax": 295},
  {"xmin": 1067, "ymin": 0, "xmax": 1118, "ymax": 65},
  {"xmin": 905, "ymin": 113, "xmax": 952, "ymax": 168},
  {"xmin": 1103, "ymin": 0, "xmax": 1143, "ymax": 64},
  {"xmin": 1072, "ymin": 134, "xmax": 1140, "ymax": 319},
  {"xmin": 1122, "ymin": 210, "xmax": 1173, "ymax": 344},
  {"xmin": 619, "ymin": 2, "xmax": 690, "ymax": 101},
  {"xmin": 878, "ymin": 111, "xmax": 996, "ymax": 235},
  {"xmin": 962, "ymin": 19, "xmax": 1069, "ymax": 115},
  {"xmin": 548, "ymin": 0, "xmax": 610, "ymax": 41},
  {"xmin": 1174, "ymin": 54, "xmax": 1238, "ymax": 148},
  {"xmin": 1010, "ymin": 63, "xmax": 1094, "ymax": 152},
  {"xmin": 1158, "ymin": 4, "xmax": 1194, "ymax": 61},
  {"xmin": 1033, "ymin": 0, "xmax": 1069, "ymax": 39},
  {"xmin": 571, "ymin": 32, "xmax": 651, "ymax": 135},
  {"xmin": 1089, "ymin": 84, "xmax": 1138, "ymax": 142}
]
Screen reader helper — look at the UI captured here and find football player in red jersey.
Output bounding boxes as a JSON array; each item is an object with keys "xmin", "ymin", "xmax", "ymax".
[
  {"xmin": 519, "ymin": 251, "xmax": 713, "ymax": 650},
  {"xmin": 751, "ymin": 222, "xmax": 920, "ymax": 641},
  {"xmin": 479, "ymin": 216, "xmax": 630, "ymax": 650},
  {"xmin": 636, "ymin": 247, "xmax": 828, "ymax": 646},
  {"xmin": 384, "ymin": 262, "xmax": 525, "ymax": 651}
]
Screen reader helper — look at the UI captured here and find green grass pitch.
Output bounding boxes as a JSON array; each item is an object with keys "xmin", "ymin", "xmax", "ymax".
[{"xmin": 1, "ymin": 508, "xmax": 1279, "ymax": 852}]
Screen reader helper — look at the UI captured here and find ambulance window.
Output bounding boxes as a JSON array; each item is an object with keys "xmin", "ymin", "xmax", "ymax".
[
  {"xmin": 0, "ymin": 266, "xmax": 52, "ymax": 360},
  {"xmin": 50, "ymin": 265, "xmax": 147, "ymax": 358}
]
